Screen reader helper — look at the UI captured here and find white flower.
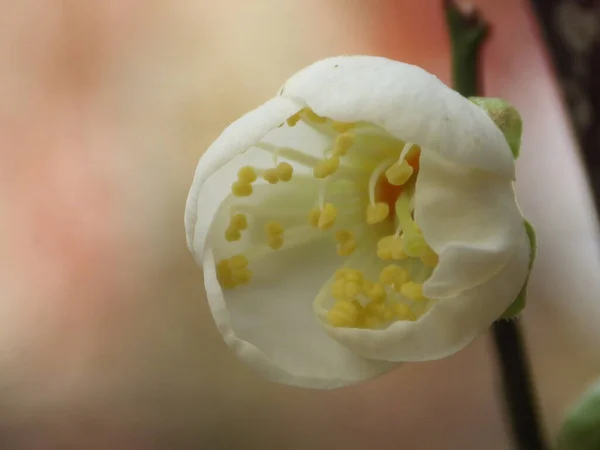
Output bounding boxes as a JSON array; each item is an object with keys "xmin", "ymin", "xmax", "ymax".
[{"xmin": 185, "ymin": 56, "xmax": 532, "ymax": 389}]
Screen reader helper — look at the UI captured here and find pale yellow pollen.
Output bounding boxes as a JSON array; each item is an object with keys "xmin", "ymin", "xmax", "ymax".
[
  {"xmin": 225, "ymin": 228, "xmax": 241, "ymax": 242},
  {"xmin": 421, "ymin": 246, "xmax": 439, "ymax": 267},
  {"xmin": 275, "ymin": 162, "xmax": 293, "ymax": 182},
  {"xmin": 229, "ymin": 254, "xmax": 249, "ymax": 269},
  {"xmin": 317, "ymin": 203, "xmax": 337, "ymax": 230},
  {"xmin": 344, "ymin": 281, "xmax": 361, "ymax": 298},
  {"xmin": 379, "ymin": 265, "xmax": 409, "ymax": 288},
  {"xmin": 366, "ymin": 202, "xmax": 390, "ymax": 225},
  {"xmin": 230, "ymin": 214, "xmax": 248, "ymax": 230},
  {"xmin": 331, "ymin": 279, "xmax": 347, "ymax": 300},
  {"xmin": 377, "ymin": 235, "xmax": 408, "ymax": 260},
  {"xmin": 263, "ymin": 168, "xmax": 279, "ymax": 184},
  {"xmin": 332, "ymin": 133, "xmax": 355, "ymax": 157},
  {"xmin": 364, "ymin": 301, "xmax": 394, "ymax": 322},
  {"xmin": 365, "ymin": 282, "xmax": 387, "ymax": 302},
  {"xmin": 385, "ymin": 160, "xmax": 414, "ymax": 186},
  {"xmin": 313, "ymin": 157, "xmax": 340, "ymax": 178},
  {"xmin": 216, "ymin": 255, "xmax": 252, "ymax": 289},
  {"xmin": 305, "ymin": 108, "xmax": 327, "ymax": 124},
  {"xmin": 335, "ymin": 230, "xmax": 357, "ymax": 256},
  {"xmin": 331, "ymin": 121, "xmax": 355, "ymax": 133},
  {"xmin": 400, "ymin": 281, "xmax": 427, "ymax": 302},
  {"xmin": 265, "ymin": 221, "xmax": 284, "ymax": 250},
  {"xmin": 395, "ymin": 303, "xmax": 417, "ymax": 321},
  {"xmin": 231, "ymin": 181, "xmax": 253, "ymax": 197},
  {"xmin": 327, "ymin": 299, "xmax": 362, "ymax": 328},
  {"xmin": 237, "ymin": 166, "xmax": 258, "ymax": 184}
]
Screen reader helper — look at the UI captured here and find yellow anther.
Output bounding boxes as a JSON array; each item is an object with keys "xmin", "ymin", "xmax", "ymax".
[
  {"xmin": 366, "ymin": 202, "xmax": 390, "ymax": 225},
  {"xmin": 361, "ymin": 279, "xmax": 374, "ymax": 294},
  {"xmin": 313, "ymin": 157, "xmax": 340, "ymax": 178},
  {"xmin": 265, "ymin": 221, "xmax": 284, "ymax": 237},
  {"xmin": 385, "ymin": 160, "xmax": 414, "ymax": 186},
  {"xmin": 400, "ymin": 281, "xmax": 427, "ymax": 301},
  {"xmin": 332, "ymin": 133, "xmax": 355, "ymax": 157},
  {"xmin": 344, "ymin": 269, "xmax": 364, "ymax": 283},
  {"xmin": 216, "ymin": 255, "xmax": 251, "ymax": 289},
  {"xmin": 231, "ymin": 268, "xmax": 252, "ymax": 285},
  {"xmin": 237, "ymin": 166, "xmax": 258, "ymax": 184},
  {"xmin": 366, "ymin": 283, "xmax": 387, "ymax": 302},
  {"xmin": 230, "ymin": 213, "xmax": 248, "ymax": 230},
  {"xmin": 305, "ymin": 108, "xmax": 327, "ymax": 124},
  {"xmin": 225, "ymin": 227, "xmax": 241, "ymax": 242},
  {"xmin": 263, "ymin": 168, "xmax": 279, "ymax": 184},
  {"xmin": 395, "ymin": 303, "xmax": 417, "ymax": 321},
  {"xmin": 421, "ymin": 246, "xmax": 439, "ymax": 267},
  {"xmin": 344, "ymin": 281, "xmax": 361, "ymax": 298},
  {"xmin": 275, "ymin": 162, "xmax": 293, "ymax": 182},
  {"xmin": 376, "ymin": 235, "xmax": 408, "ymax": 260},
  {"xmin": 232, "ymin": 181, "xmax": 253, "ymax": 197},
  {"xmin": 331, "ymin": 279, "xmax": 347, "ymax": 300},
  {"xmin": 327, "ymin": 300, "xmax": 362, "ymax": 328},
  {"xmin": 268, "ymin": 237, "xmax": 284, "ymax": 250},
  {"xmin": 309, "ymin": 207, "xmax": 321, "ymax": 228},
  {"xmin": 317, "ymin": 203, "xmax": 337, "ymax": 230},
  {"xmin": 335, "ymin": 230, "xmax": 356, "ymax": 257},
  {"xmin": 229, "ymin": 254, "xmax": 249, "ymax": 269},
  {"xmin": 379, "ymin": 265, "xmax": 409, "ymax": 287},
  {"xmin": 287, "ymin": 112, "xmax": 301, "ymax": 127},
  {"xmin": 364, "ymin": 301, "xmax": 395, "ymax": 323},
  {"xmin": 334, "ymin": 268, "xmax": 352, "ymax": 280},
  {"xmin": 331, "ymin": 121, "xmax": 355, "ymax": 133}
]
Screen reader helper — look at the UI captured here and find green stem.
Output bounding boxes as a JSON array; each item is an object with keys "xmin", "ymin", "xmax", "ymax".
[
  {"xmin": 445, "ymin": 0, "xmax": 488, "ymax": 97},
  {"xmin": 443, "ymin": 1, "xmax": 548, "ymax": 449}
]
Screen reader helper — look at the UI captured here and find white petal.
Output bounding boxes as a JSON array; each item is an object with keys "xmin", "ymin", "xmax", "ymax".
[
  {"xmin": 185, "ymin": 96, "xmax": 302, "ymax": 257},
  {"xmin": 203, "ymin": 238, "xmax": 396, "ymax": 389},
  {"xmin": 280, "ymin": 55, "xmax": 515, "ymax": 179},
  {"xmin": 416, "ymin": 150, "xmax": 524, "ymax": 298},
  {"xmin": 323, "ymin": 226, "xmax": 530, "ymax": 362}
]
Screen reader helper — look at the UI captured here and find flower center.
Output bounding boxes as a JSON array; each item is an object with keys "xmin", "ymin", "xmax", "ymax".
[{"xmin": 214, "ymin": 107, "xmax": 439, "ymax": 331}]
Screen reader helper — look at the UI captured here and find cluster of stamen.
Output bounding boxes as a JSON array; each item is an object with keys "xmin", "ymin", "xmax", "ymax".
[
  {"xmin": 216, "ymin": 255, "xmax": 251, "ymax": 289},
  {"xmin": 218, "ymin": 107, "xmax": 440, "ymax": 330}
]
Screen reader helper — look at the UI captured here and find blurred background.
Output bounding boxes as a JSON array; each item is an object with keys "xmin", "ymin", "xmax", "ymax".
[{"xmin": 1, "ymin": 0, "xmax": 599, "ymax": 448}]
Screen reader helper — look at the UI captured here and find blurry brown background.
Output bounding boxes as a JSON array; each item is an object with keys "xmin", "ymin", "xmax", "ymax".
[{"xmin": 1, "ymin": 0, "xmax": 599, "ymax": 449}]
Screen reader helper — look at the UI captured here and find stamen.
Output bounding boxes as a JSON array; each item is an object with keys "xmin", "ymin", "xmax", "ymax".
[
  {"xmin": 400, "ymin": 281, "xmax": 427, "ymax": 302},
  {"xmin": 331, "ymin": 121, "xmax": 355, "ymax": 133},
  {"xmin": 368, "ymin": 158, "xmax": 394, "ymax": 205},
  {"xmin": 237, "ymin": 166, "xmax": 258, "ymax": 184},
  {"xmin": 332, "ymin": 133, "xmax": 355, "ymax": 157},
  {"xmin": 313, "ymin": 157, "xmax": 340, "ymax": 178},
  {"xmin": 395, "ymin": 303, "xmax": 417, "ymax": 321},
  {"xmin": 335, "ymin": 230, "xmax": 357, "ymax": 256},
  {"xmin": 394, "ymin": 189, "xmax": 428, "ymax": 257},
  {"xmin": 276, "ymin": 162, "xmax": 293, "ymax": 182},
  {"xmin": 263, "ymin": 169, "xmax": 279, "ymax": 184},
  {"xmin": 255, "ymin": 143, "xmax": 321, "ymax": 168},
  {"xmin": 379, "ymin": 265, "xmax": 409, "ymax": 290},
  {"xmin": 216, "ymin": 254, "xmax": 252, "ymax": 289},
  {"xmin": 376, "ymin": 235, "xmax": 408, "ymax": 260},
  {"xmin": 265, "ymin": 221, "xmax": 285, "ymax": 250},
  {"xmin": 231, "ymin": 181, "xmax": 253, "ymax": 197},
  {"xmin": 304, "ymin": 108, "xmax": 327, "ymax": 124}
]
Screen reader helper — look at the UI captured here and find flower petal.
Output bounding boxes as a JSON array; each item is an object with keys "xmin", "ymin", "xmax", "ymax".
[
  {"xmin": 280, "ymin": 55, "xmax": 515, "ymax": 179},
  {"xmin": 416, "ymin": 150, "xmax": 525, "ymax": 298},
  {"xmin": 322, "ymin": 226, "xmax": 530, "ymax": 362},
  {"xmin": 185, "ymin": 96, "xmax": 303, "ymax": 257},
  {"xmin": 203, "ymin": 238, "xmax": 396, "ymax": 388}
]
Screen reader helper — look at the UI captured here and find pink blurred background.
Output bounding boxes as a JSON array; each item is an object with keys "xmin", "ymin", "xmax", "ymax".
[{"xmin": 1, "ymin": 0, "xmax": 600, "ymax": 448}]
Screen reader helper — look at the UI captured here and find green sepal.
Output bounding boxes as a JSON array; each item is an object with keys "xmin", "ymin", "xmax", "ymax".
[
  {"xmin": 500, "ymin": 220, "xmax": 536, "ymax": 319},
  {"xmin": 557, "ymin": 380, "xmax": 600, "ymax": 450},
  {"xmin": 470, "ymin": 97, "xmax": 523, "ymax": 159}
]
